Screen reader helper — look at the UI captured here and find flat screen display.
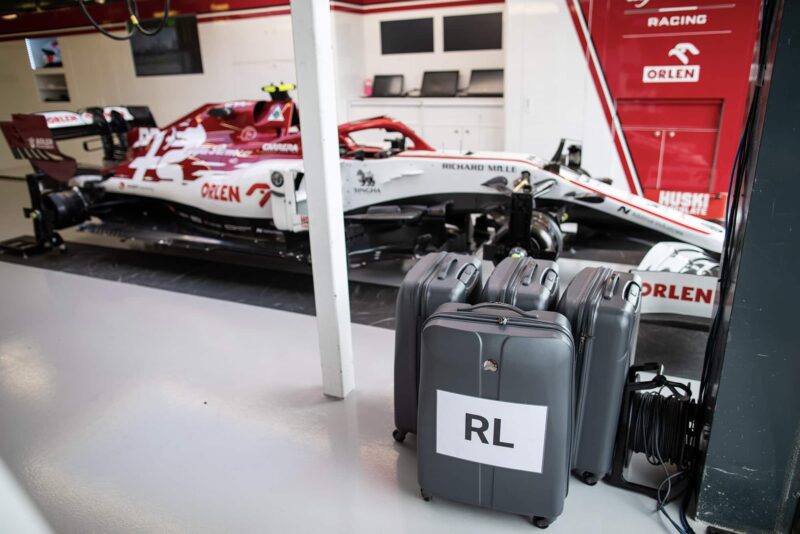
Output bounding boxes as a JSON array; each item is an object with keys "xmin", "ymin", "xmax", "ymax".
[
  {"xmin": 130, "ymin": 15, "xmax": 203, "ymax": 76},
  {"xmin": 421, "ymin": 71, "xmax": 459, "ymax": 97},
  {"xmin": 467, "ymin": 69, "xmax": 504, "ymax": 96},
  {"xmin": 372, "ymin": 75, "xmax": 405, "ymax": 97},
  {"xmin": 443, "ymin": 13, "xmax": 503, "ymax": 51},
  {"xmin": 381, "ymin": 18, "xmax": 434, "ymax": 54}
]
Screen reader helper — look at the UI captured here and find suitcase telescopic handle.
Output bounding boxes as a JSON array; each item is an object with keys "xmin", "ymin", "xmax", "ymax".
[{"xmin": 460, "ymin": 302, "xmax": 531, "ymax": 317}]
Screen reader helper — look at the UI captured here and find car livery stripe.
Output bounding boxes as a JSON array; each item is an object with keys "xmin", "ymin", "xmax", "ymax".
[
  {"xmin": 394, "ymin": 153, "xmax": 713, "ymax": 235},
  {"xmin": 565, "ymin": 0, "xmax": 644, "ymax": 196}
]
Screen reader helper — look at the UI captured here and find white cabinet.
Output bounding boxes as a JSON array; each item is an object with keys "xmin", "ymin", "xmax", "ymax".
[{"xmin": 347, "ymin": 97, "xmax": 504, "ymax": 152}]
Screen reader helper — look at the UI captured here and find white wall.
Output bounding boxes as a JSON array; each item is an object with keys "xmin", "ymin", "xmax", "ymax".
[
  {"xmin": 360, "ymin": 5, "xmax": 505, "ymax": 95},
  {"xmin": 504, "ymin": 0, "xmax": 626, "ymax": 188},
  {"xmin": 331, "ymin": 11, "xmax": 365, "ymax": 120}
]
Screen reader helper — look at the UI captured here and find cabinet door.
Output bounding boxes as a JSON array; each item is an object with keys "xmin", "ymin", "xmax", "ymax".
[
  {"xmin": 618, "ymin": 99, "xmax": 722, "ymax": 193},
  {"xmin": 477, "ymin": 127, "xmax": 504, "ymax": 151},
  {"xmin": 624, "ymin": 129, "xmax": 664, "ymax": 190},
  {"xmin": 421, "ymin": 126, "xmax": 462, "ymax": 151},
  {"xmin": 660, "ymin": 130, "xmax": 720, "ymax": 192}
]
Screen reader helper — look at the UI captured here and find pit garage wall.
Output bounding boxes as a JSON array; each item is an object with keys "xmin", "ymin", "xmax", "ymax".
[
  {"xmin": 0, "ymin": 7, "xmax": 300, "ymax": 173},
  {"xmin": 0, "ymin": 0, "xmax": 503, "ymax": 175},
  {"xmin": 505, "ymin": 0, "xmax": 761, "ymax": 220},
  {"xmin": 359, "ymin": 3, "xmax": 504, "ymax": 95}
]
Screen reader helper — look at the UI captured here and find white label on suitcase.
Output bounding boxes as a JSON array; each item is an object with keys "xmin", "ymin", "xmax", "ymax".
[{"xmin": 436, "ymin": 390, "xmax": 548, "ymax": 473}]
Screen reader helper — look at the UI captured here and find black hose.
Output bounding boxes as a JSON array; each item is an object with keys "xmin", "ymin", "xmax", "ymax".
[
  {"xmin": 78, "ymin": 0, "xmax": 136, "ymax": 41},
  {"xmin": 77, "ymin": 0, "xmax": 171, "ymax": 41}
]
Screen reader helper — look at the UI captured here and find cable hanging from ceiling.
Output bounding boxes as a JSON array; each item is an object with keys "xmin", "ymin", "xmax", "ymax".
[{"xmin": 77, "ymin": 0, "xmax": 171, "ymax": 41}]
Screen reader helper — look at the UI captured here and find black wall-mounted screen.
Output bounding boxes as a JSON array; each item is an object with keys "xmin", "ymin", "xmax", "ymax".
[
  {"xmin": 130, "ymin": 15, "xmax": 203, "ymax": 76},
  {"xmin": 380, "ymin": 18, "xmax": 434, "ymax": 54},
  {"xmin": 443, "ymin": 13, "xmax": 502, "ymax": 51}
]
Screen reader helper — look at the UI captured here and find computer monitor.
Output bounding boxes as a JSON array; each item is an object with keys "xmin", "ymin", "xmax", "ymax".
[
  {"xmin": 466, "ymin": 69, "xmax": 504, "ymax": 97},
  {"xmin": 371, "ymin": 75, "xmax": 405, "ymax": 97},
  {"xmin": 420, "ymin": 71, "xmax": 459, "ymax": 97}
]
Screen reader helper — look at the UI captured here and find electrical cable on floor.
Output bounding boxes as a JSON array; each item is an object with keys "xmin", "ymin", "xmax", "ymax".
[
  {"xmin": 78, "ymin": 0, "xmax": 171, "ymax": 41},
  {"xmin": 679, "ymin": 484, "xmax": 696, "ymax": 534},
  {"xmin": 656, "ymin": 470, "xmax": 687, "ymax": 534},
  {"xmin": 628, "ymin": 389, "xmax": 694, "ymax": 534}
]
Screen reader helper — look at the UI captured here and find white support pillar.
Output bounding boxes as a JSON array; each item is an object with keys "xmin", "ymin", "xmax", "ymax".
[{"xmin": 290, "ymin": 0, "xmax": 355, "ymax": 398}]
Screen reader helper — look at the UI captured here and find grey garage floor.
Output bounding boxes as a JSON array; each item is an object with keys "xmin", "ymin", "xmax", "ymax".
[{"xmin": 0, "ymin": 261, "xmax": 701, "ymax": 534}]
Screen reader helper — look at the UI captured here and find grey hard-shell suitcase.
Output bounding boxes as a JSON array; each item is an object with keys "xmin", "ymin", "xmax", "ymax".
[
  {"xmin": 393, "ymin": 252, "xmax": 482, "ymax": 442},
  {"xmin": 480, "ymin": 256, "xmax": 559, "ymax": 311},
  {"xmin": 417, "ymin": 302, "xmax": 575, "ymax": 528},
  {"xmin": 557, "ymin": 267, "xmax": 642, "ymax": 485}
]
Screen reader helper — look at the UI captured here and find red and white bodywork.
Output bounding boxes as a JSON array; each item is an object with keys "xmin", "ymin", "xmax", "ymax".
[
  {"xmin": 2, "ymin": 92, "xmax": 725, "ymax": 255},
  {"xmin": 71, "ymin": 96, "xmax": 724, "ymax": 253}
]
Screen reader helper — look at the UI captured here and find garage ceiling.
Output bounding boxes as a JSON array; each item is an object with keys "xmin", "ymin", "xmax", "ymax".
[{"xmin": 0, "ymin": 1, "xmax": 117, "ymax": 15}]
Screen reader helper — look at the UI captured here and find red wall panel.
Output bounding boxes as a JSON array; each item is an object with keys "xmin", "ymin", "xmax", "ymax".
[{"xmin": 577, "ymin": 0, "xmax": 761, "ymax": 220}]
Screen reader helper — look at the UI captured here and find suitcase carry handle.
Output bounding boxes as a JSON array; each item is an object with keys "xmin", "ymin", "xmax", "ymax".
[
  {"xmin": 519, "ymin": 261, "xmax": 538, "ymax": 286},
  {"xmin": 436, "ymin": 257, "xmax": 459, "ymax": 279},
  {"xmin": 602, "ymin": 273, "xmax": 620, "ymax": 299},
  {"xmin": 459, "ymin": 302, "xmax": 531, "ymax": 317}
]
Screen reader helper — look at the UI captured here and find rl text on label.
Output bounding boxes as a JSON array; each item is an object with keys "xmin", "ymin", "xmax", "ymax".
[{"xmin": 436, "ymin": 390, "xmax": 547, "ymax": 473}]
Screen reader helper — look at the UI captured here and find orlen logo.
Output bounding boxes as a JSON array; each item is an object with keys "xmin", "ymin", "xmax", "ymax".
[
  {"xmin": 658, "ymin": 191, "xmax": 710, "ymax": 217},
  {"xmin": 201, "ymin": 183, "xmax": 241, "ymax": 203},
  {"xmin": 45, "ymin": 113, "xmax": 81, "ymax": 126},
  {"xmin": 246, "ymin": 183, "xmax": 271, "ymax": 207},
  {"xmin": 643, "ymin": 43, "xmax": 700, "ymax": 83},
  {"xmin": 641, "ymin": 282, "xmax": 713, "ymax": 304}
]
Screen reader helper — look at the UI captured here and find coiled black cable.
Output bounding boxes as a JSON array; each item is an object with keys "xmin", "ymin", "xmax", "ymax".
[
  {"xmin": 626, "ymin": 390, "xmax": 697, "ymax": 534},
  {"xmin": 628, "ymin": 391, "xmax": 695, "ymax": 468}
]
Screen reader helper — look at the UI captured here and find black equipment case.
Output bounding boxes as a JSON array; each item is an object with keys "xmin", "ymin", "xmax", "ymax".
[
  {"xmin": 480, "ymin": 256, "xmax": 559, "ymax": 311},
  {"xmin": 393, "ymin": 252, "xmax": 482, "ymax": 442},
  {"xmin": 416, "ymin": 302, "xmax": 575, "ymax": 528},
  {"xmin": 557, "ymin": 266, "xmax": 642, "ymax": 484}
]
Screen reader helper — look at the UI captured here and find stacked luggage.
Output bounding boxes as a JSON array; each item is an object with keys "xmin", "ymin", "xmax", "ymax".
[
  {"xmin": 393, "ymin": 254, "xmax": 642, "ymax": 527},
  {"xmin": 393, "ymin": 252, "xmax": 483, "ymax": 443}
]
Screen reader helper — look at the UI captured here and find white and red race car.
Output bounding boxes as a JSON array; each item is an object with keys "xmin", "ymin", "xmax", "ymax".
[{"xmin": 1, "ymin": 84, "xmax": 724, "ymax": 266}]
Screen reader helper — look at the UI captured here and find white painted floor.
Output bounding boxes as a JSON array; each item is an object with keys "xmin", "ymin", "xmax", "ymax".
[{"xmin": 0, "ymin": 260, "xmax": 702, "ymax": 534}]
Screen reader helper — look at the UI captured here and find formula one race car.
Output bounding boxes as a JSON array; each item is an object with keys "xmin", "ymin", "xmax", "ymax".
[{"xmin": 1, "ymin": 84, "xmax": 724, "ymax": 266}]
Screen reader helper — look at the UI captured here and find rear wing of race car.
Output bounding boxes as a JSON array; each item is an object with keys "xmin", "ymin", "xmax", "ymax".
[{"xmin": 0, "ymin": 105, "xmax": 156, "ymax": 182}]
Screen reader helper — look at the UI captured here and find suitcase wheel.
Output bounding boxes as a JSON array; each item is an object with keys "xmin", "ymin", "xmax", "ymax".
[
  {"xmin": 420, "ymin": 488, "xmax": 432, "ymax": 502},
  {"xmin": 579, "ymin": 471, "xmax": 599, "ymax": 486},
  {"xmin": 532, "ymin": 516, "xmax": 552, "ymax": 529},
  {"xmin": 392, "ymin": 429, "xmax": 407, "ymax": 443}
]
